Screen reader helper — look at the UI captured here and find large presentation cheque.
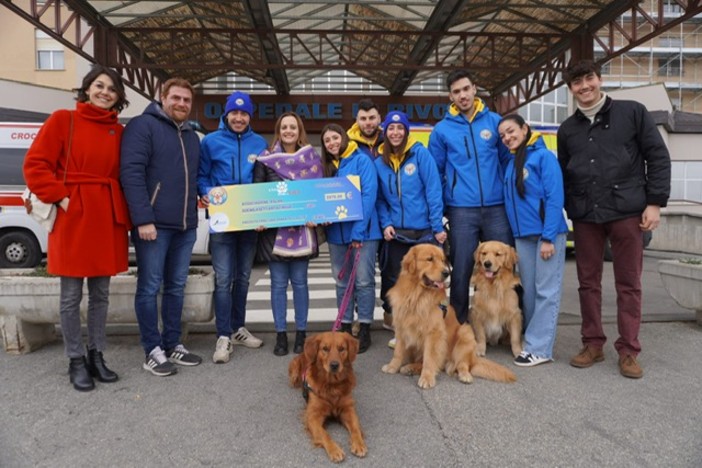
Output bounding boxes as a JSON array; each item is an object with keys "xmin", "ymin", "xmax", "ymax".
[{"xmin": 206, "ymin": 175, "xmax": 363, "ymax": 233}]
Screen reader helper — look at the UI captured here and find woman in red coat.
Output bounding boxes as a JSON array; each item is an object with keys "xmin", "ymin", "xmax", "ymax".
[{"xmin": 23, "ymin": 66, "xmax": 132, "ymax": 392}]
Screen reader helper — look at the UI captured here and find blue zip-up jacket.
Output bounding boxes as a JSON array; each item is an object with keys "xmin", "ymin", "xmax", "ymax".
[
  {"xmin": 197, "ymin": 116, "xmax": 268, "ymax": 196},
  {"xmin": 374, "ymin": 139, "xmax": 444, "ymax": 233},
  {"xmin": 503, "ymin": 134, "xmax": 568, "ymax": 242},
  {"xmin": 120, "ymin": 101, "xmax": 200, "ymax": 230},
  {"xmin": 428, "ymin": 100, "xmax": 511, "ymax": 208},
  {"xmin": 325, "ymin": 144, "xmax": 382, "ymax": 244}
]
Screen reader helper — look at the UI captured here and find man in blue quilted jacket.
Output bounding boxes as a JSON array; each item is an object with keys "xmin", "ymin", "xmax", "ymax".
[{"xmin": 121, "ymin": 78, "xmax": 203, "ymax": 377}]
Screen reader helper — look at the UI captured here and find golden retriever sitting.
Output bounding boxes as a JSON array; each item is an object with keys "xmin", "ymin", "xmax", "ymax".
[
  {"xmin": 288, "ymin": 331, "xmax": 366, "ymax": 462},
  {"xmin": 470, "ymin": 240, "xmax": 523, "ymax": 358},
  {"xmin": 382, "ymin": 244, "xmax": 516, "ymax": 388}
]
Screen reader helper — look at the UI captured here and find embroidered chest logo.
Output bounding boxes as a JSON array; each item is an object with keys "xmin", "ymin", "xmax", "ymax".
[
  {"xmin": 480, "ymin": 129, "xmax": 492, "ymax": 140},
  {"xmin": 248, "ymin": 154, "xmax": 257, "ymax": 164},
  {"xmin": 208, "ymin": 187, "xmax": 228, "ymax": 205},
  {"xmin": 522, "ymin": 168, "xmax": 530, "ymax": 180},
  {"xmin": 404, "ymin": 163, "xmax": 417, "ymax": 176}
]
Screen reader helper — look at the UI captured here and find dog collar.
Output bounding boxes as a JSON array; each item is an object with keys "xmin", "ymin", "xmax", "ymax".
[{"xmin": 438, "ymin": 300, "xmax": 448, "ymax": 318}]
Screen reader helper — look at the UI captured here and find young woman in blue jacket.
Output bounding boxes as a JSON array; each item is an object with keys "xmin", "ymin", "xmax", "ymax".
[
  {"xmin": 320, "ymin": 123, "xmax": 382, "ymax": 353},
  {"xmin": 498, "ymin": 114, "xmax": 569, "ymax": 367},
  {"xmin": 374, "ymin": 111, "xmax": 446, "ymax": 347}
]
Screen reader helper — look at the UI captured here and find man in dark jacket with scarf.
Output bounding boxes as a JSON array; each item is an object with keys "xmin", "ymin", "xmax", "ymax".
[
  {"xmin": 557, "ymin": 60, "xmax": 671, "ymax": 379},
  {"xmin": 121, "ymin": 78, "xmax": 203, "ymax": 377}
]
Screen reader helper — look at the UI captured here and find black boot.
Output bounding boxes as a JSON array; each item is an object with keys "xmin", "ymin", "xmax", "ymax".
[
  {"xmin": 274, "ymin": 332, "xmax": 289, "ymax": 356},
  {"xmin": 340, "ymin": 322, "xmax": 353, "ymax": 335},
  {"xmin": 69, "ymin": 357, "xmax": 95, "ymax": 392},
  {"xmin": 293, "ymin": 331, "xmax": 306, "ymax": 354},
  {"xmin": 86, "ymin": 348, "xmax": 119, "ymax": 383},
  {"xmin": 358, "ymin": 323, "xmax": 371, "ymax": 354}
]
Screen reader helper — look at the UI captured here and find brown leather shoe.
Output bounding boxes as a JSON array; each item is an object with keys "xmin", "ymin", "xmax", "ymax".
[
  {"xmin": 569, "ymin": 346, "xmax": 605, "ymax": 368},
  {"xmin": 619, "ymin": 354, "xmax": 643, "ymax": 379}
]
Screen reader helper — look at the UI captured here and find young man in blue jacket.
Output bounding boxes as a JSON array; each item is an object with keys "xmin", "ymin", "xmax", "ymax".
[
  {"xmin": 120, "ymin": 78, "xmax": 203, "ymax": 376},
  {"xmin": 198, "ymin": 91, "xmax": 268, "ymax": 364},
  {"xmin": 428, "ymin": 70, "xmax": 514, "ymax": 325},
  {"xmin": 558, "ymin": 60, "xmax": 671, "ymax": 379}
]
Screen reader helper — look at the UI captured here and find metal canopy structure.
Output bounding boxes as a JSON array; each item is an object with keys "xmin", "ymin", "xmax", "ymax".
[{"xmin": 2, "ymin": 0, "xmax": 702, "ymax": 113}]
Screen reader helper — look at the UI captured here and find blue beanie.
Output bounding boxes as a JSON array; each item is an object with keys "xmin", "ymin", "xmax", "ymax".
[
  {"xmin": 382, "ymin": 111, "xmax": 410, "ymax": 133},
  {"xmin": 224, "ymin": 91, "xmax": 254, "ymax": 117}
]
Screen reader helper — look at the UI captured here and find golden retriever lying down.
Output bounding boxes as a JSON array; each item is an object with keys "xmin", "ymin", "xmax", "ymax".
[
  {"xmin": 289, "ymin": 331, "xmax": 366, "ymax": 462},
  {"xmin": 470, "ymin": 240, "xmax": 523, "ymax": 358},
  {"xmin": 382, "ymin": 244, "xmax": 516, "ymax": 388}
]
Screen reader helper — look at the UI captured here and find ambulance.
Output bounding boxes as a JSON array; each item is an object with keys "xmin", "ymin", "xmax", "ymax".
[{"xmin": 0, "ymin": 122, "xmax": 46, "ymax": 268}]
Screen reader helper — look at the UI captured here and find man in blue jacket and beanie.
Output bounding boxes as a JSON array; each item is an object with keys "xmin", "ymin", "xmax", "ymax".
[
  {"xmin": 198, "ymin": 91, "xmax": 268, "ymax": 364},
  {"xmin": 428, "ymin": 70, "xmax": 513, "ymax": 325},
  {"xmin": 121, "ymin": 78, "xmax": 203, "ymax": 377}
]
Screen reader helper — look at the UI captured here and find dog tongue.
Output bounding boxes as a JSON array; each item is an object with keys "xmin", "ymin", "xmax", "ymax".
[
  {"xmin": 484, "ymin": 271, "xmax": 495, "ymax": 279},
  {"xmin": 435, "ymin": 281, "xmax": 446, "ymax": 290}
]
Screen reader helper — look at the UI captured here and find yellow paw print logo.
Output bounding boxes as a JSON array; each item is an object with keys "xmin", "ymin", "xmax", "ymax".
[{"xmin": 335, "ymin": 205, "xmax": 348, "ymax": 220}]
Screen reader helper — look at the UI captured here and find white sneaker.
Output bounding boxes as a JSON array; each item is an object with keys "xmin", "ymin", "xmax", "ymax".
[
  {"xmin": 388, "ymin": 337, "xmax": 396, "ymax": 349},
  {"xmin": 232, "ymin": 327, "xmax": 263, "ymax": 348},
  {"xmin": 213, "ymin": 336, "xmax": 233, "ymax": 363}
]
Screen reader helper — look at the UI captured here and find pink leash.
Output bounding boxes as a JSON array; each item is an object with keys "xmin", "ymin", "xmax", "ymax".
[{"xmin": 332, "ymin": 246, "xmax": 361, "ymax": 331}]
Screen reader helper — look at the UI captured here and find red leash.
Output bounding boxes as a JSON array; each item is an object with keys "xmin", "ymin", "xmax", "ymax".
[{"xmin": 333, "ymin": 246, "xmax": 361, "ymax": 331}]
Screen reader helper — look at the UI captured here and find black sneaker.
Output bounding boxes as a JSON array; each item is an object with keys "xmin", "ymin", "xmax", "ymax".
[
  {"xmin": 143, "ymin": 346, "xmax": 178, "ymax": 376},
  {"xmin": 514, "ymin": 351, "xmax": 551, "ymax": 367},
  {"xmin": 166, "ymin": 344, "xmax": 203, "ymax": 366}
]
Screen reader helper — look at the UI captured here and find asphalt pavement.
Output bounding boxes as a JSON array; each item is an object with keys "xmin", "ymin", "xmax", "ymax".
[{"xmin": 1, "ymin": 252, "xmax": 701, "ymax": 467}]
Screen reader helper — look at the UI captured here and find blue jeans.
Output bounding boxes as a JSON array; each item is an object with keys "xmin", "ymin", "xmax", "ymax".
[
  {"xmin": 515, "ymin": 234, "xmax": 566, "ymax": 359},
  {"xmin": 447, "ymin": 205, "xmax": 513, "ymax": 323},
  {"xmin": 210, "ymin": 230, "xmax": 257, "ymax": 336},
  {"xmin": 328, "ymin": 241, "xmax": 379, "ymax": 324},
  {"xmin": 132, "ymin": 228, "xmax": 196, "ymax": 355},
  {"xmin": 269, "ymin": 259, "xmax": 309, "ymax": 332}
]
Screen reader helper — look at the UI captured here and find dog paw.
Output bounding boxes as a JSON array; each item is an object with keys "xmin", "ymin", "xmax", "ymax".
[
  {"xmin": 381, "ymin": 364, "xmax": 398, "ymax": 374},
  {"xmin": 476, "ymin": 344, "xmax": 486, "ymax": 357},
  {"xmin": 417, "ymin": 374, "xmax": 436, "ymax": 389},
  {"xmin": 399, "ymin": 363, "xmax": 422, "ymax": 375},
  {"xmin": 325, "ymin": 444, "xmax": 345, "ymax": 463},
  {"xmin": 457, "ymin": 372, "xmax": 474, "ymax": 384},
  {"xmin": 351, "ymin": 440, "xmax": 368, "ymax": 458},
  {"xmin": 511, "ymin": 346, "xmax": 523, "ymax": 358},
  {"xmin": 445, "ymin": 363, "xmax": 456, "ymax": 376}
]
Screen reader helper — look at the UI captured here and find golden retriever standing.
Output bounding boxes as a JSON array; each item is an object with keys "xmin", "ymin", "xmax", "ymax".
[
  {"xmin": 382, "ymin": 244, "xmax": 516, "ymax": 388},
  {"xmin": 470, "ymin": 241, "xmax": 523, "ymax": 358},
  {"xmin": 288, "ymin": 332, "xmax": 367, "ymax": 462}
]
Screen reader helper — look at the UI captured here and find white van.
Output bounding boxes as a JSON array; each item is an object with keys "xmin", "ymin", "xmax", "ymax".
[{"xmin": 0, "ymin": 122, "xmax": 211, "ymax": 268}]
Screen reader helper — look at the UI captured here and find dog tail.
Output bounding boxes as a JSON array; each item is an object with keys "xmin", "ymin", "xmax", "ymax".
[
  {"xmin": 288, "ymin": 355, "xmax": 305, "ymax": 388},
  {"xmin": 471, "ymin": 358, "xmax": 517, "ymax": 383}
]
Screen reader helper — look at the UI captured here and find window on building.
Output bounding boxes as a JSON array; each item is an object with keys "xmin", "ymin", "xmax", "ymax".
[
  {"xmin": 660, "ymin": 35, "xmax": 683, "ymax": 48},
  {"xmin": 671, "ymin": 161, "xmax": 702, "ymax": 203},
  {"xmin": 663, "ymin": 0, "xmax": 682, "ymax": 14},
  {"xmin": 658, "ymin": 57, "xmax": 683, "ymax": 77},
  {"xmin": 35, "ymin": 30, "xmax": 64, "ymax": 70}
]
